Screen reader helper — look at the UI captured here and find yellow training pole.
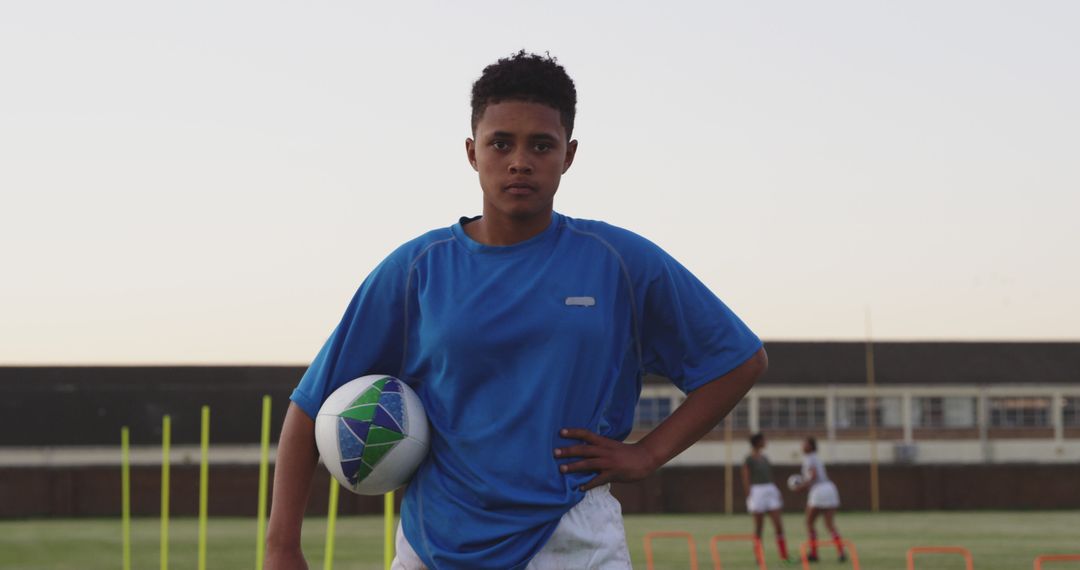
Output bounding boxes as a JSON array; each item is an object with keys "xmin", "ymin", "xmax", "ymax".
[
  {"xmin": 121, "ymin": 426, "xmax": 131, "ymax": 570},
  {"xmin": 384, "ymin": 491, "xmax": 395, "ymax": 570},
  {"xmin": 198, "ymin": 406, "xmax": 210, "ymax": 570},
  {"xmin": 161, "ymin": 415, "xmax": 171, "ymax": 570},
  {"xmin": 324, "ymin": 478, "xmax": 340, "ymax": 570},
  {"xmin": 255, "ymin": 396, "xmax": 272, "ymax": 570}
]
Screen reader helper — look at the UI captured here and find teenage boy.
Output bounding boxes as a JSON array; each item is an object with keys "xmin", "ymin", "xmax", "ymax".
[{"xmin": 265, "ymin": 51, "xmax": 767, "ymax": 570}]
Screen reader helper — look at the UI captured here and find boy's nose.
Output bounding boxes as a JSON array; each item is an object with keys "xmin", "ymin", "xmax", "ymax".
[{"xmin": 508, "ymin": 152, "xmax": 533, "ymax": 175}]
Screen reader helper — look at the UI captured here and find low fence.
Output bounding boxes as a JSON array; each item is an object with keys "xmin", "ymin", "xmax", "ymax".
[
  {"xmin": 613, "ymin": 463, "xmax": 1080, "ymax": 513},
  {"xmin": 4, "ymin": 462, "xmax": 1079, "ymax": 518}
]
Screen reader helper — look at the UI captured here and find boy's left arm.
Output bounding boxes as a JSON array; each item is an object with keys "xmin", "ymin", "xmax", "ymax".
[{"xmin": 557, "ymin": 347, "xmax": 767, "ymax": 491}]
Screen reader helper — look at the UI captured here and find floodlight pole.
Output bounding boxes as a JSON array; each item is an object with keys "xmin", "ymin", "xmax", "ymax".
[
  {"xmin": 121, "ymin": 426, "xmax": 131, "ymax": 570},
  {"xmin": 161, "ymin": 415, "xmax": 171, "ymax": 570},
  {"xmin": 865, "ymin": 308, "xmax": 880, "ymax": 513}
]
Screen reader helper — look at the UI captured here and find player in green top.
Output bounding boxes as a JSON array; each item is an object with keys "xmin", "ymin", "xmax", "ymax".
[{"xmin": 742, "ymin": 433, "xmax": 790, "ymax": 563}]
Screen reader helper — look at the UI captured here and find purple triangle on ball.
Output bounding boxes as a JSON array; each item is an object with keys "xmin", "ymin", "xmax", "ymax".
[
  {"xmin": 343, "ymin": 417, "xmax": 372, "ymax": 442},
  {"xmin": 382, "ymin": 380, "xmax": 402, "ymax": 393},
  {"xmin": 341, "ymin": 458, "xmax": 363, "ymax": 483},
  {"xmin": 372, "ymin": 404, "xmax": 403, "ymax": 433}
]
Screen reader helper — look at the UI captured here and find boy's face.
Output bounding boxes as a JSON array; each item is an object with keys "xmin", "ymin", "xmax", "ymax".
[{"xmin": 466, "ymin": 100, "xmax": 577, "ymax": 223}]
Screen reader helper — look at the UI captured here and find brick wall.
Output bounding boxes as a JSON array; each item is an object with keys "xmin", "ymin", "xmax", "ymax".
[{"xmin": 3, "ymin": 463, "xmax": 1078, "ymax": 518}]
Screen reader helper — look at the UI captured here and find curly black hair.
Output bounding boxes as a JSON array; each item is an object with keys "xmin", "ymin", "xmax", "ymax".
[{"xmin": 470, "ymin": 50, "xmax": 577, "ymax": 139}]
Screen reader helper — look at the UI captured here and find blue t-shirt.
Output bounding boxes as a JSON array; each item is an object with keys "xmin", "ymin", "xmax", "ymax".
[{"xmin": 291, "ymin": 212, "xmax": 761, "ymax": 569}]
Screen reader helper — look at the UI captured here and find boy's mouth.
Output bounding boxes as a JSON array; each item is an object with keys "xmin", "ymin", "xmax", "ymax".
[{"xmin": 504, "ymin": 182, "xmax": 536, "ymax": 195}]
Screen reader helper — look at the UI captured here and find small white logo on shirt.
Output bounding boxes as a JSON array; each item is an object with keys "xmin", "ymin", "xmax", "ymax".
[{"xmin": 565, "ymin": 296, "xmax": 596, "ymax": 307}]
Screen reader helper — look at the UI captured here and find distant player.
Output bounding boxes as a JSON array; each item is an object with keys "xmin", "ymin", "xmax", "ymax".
[
  {"xmin": 263, "ymin": 51, "xmax": 767, "ymax": 569},
  {"xmin": 792, "ymin": 437, "xmax": 846, "ymax": 563},
  {"xmin": 742, "ymin": 433, "xmax": 790, "ymax": 564}
]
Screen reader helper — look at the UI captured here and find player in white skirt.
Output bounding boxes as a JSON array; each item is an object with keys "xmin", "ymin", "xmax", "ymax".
[
  {"xmin": 741, "ymin": 433, "xmax": 791, "ymax": 564},
  {"xmin": 791, "ymin": 437, "xmax": 846, "ymax": 563}
]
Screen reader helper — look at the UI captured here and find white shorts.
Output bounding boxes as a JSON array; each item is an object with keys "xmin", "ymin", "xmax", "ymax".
[
  {"xmin": 808, "ymin": 481, "xmax": 840, "ymax": 509},
  {"xmin": 746, "ymin": 483, "xmax": 783, "ymax": 513},
  {"xmin": 391, "ymin": 484, "xmax": 632, "ymax": 570}
]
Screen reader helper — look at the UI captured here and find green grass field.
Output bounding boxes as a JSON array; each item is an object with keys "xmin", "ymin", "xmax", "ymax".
[{"xmin": 1, "ymin": 512, "xmax": 1078, "ymax": 569}]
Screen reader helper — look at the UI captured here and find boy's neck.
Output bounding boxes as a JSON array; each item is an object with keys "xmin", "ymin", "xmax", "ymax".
[{"xmin": 466, "ymin": 210, "xmax": 553, "ymax": 246}]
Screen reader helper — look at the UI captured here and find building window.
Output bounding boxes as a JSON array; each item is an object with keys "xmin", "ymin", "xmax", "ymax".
[
  {"xmin": 913, "ymin": 397, "xmax": 977, "ymax": 428},
  {"xmin": 835, "ymin": 397, "xmax": 902, "ymax": 429},
  {"xmin": 758, "ymin": 397, "xmax": 826, "ymax": 429},
  {"xmin": 715, "ymin": 398, "xmax": 750, "ymax": 430},
  {"xmin": 635, "ymin": 396, "xmax": 673, "ymax": 430},
  {"xmin": 990, "ymin": 397, "xmax": 1051, "ymax": 428},
  {"xmin": 1065, "ymin": 397, "xmax": 1080, "ymax": 427}
]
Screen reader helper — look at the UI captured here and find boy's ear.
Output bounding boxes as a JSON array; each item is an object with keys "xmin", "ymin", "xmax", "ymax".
[
  {"xmin": 465, "ymin": 138, "xmax": 478, "ymax": 171},
  {"xmin": 562, "ymin": 139, "xmax": 578, "ymax": 174}
]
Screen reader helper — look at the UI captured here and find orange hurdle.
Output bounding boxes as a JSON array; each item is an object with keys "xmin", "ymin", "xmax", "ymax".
[
  {"xmin": 644, "ymin": 531, "xmax": 700, "ymax": 570},
  {"xmin": 799, "ymin": 539, "xmax": 860, "ymax": 570},
  {"xmin": 709, "ymin": 534, "xmax": 766, "ymax": 570},
  {"xmin": 1035, "ymin": 554, "xmax": 1080, "ymax": 570},
  {"xmin": 907, "ymin": 546, "xmax": 973, "ymax": 570}
]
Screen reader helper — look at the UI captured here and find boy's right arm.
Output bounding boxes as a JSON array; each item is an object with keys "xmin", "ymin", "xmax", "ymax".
[{"xmin": 265, "ymin": 402, "xmax": 320, "ymax": 569}]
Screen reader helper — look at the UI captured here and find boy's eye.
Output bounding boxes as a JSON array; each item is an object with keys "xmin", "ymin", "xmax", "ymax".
[
  {"xmin": 534, "ymin": 143, "xmax": 552, "ymax": 152},
  {"xmin": 492, "ymin": 141, "xmax": 510, "ymax": 150}
]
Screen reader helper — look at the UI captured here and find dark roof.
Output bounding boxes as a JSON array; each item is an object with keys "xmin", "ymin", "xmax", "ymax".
[
  {"xmin": 643, "ymin": 341, "xmax": 1080, "ymax": 386},
  {"xmin": 3, "ymin": 342, "xmax": 1078, "ymax": 392},
  {"xmin": 0, "ymin": 365, "xmax": 303, "ymax": 391},
  {"xmin": 0, "ymin": 366, "xmax": 303, "ymax": 446},
  {"xmin": 755, "ymin": 341, "xmax": 1079, "ymax": 385}
]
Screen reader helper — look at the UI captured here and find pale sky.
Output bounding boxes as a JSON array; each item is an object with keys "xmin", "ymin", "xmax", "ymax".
[{"xmin": 2, "ymin": 1, "xmax": 1078, "ymax": 364}]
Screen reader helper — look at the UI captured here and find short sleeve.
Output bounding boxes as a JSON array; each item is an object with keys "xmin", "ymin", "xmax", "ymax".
[
  {"xmin": 290, "ymin": 255, "xmax": 410, "ymax": 419},
  {"xmin": 640, "ymin": 248, "xmax": 762, "ymax": 393}
]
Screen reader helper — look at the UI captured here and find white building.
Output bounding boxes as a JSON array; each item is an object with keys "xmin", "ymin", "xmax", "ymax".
[{"xmin": 633, "ymin": 342, "xmax": 1080, "ymax": 466}]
